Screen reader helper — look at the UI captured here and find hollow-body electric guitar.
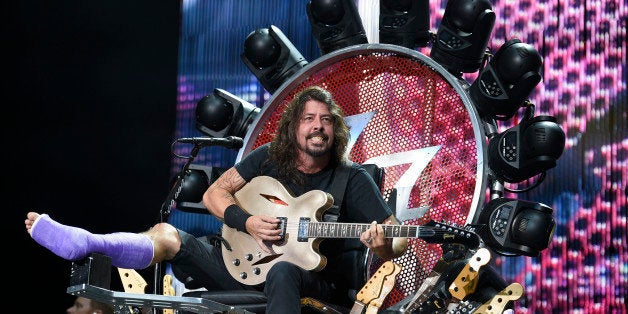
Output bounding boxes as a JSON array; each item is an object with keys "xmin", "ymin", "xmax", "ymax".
[{"xmin": 222, "ymin": 176, "xmax": 480, "ymax": 286}]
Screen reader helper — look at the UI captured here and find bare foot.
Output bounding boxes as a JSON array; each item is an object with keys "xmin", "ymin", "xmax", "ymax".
[{"xmin": 25, "ymin": 212, "xmax": 41, "ymax": 235}]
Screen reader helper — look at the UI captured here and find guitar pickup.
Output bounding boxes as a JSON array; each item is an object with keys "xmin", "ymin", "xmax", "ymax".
[
  {"xmin": 277, "ymin": 217, "xmax": 287, "ymax": 241},
  {"xmin": 297, "ymin": 217, "xmax": 310, "ymax": 242}
]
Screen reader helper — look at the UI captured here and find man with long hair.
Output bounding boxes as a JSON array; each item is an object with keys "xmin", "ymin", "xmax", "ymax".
[{"xmin": 26, "ymin": 86, "xmax": 407, "ymax": 313}]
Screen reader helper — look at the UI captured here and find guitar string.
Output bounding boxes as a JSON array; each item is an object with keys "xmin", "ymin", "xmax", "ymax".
[{"xmin": 275, "ymin": 223, "xmax": 471, "ymax": 238}]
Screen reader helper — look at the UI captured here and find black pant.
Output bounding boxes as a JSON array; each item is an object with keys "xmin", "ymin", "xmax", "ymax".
[{"xmin": 170, "ymin": 229, "xmax": 335, "ymax": 313}]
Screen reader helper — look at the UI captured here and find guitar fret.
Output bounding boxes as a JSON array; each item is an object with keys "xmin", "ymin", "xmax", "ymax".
[
  {"xmin": 309, "ymin": 223, "xmax": 422, "ymax": 238},
  {"xmin": 304, "ymin": 222, "xmax": 477, "ymax": 249},
  {"xmin": 351, "ymin": 224, "xmax": 364, "ymax": 237},
  {"xmin": 357, "ymin": 224, "xmax": 365, "ymax": 237}
]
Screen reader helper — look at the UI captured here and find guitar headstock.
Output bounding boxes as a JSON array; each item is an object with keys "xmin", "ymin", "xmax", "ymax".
[
  {"xmin": 423, "ymin": 221, "xmax": 481, "ymax": 249},
  {"xmin": 356, "ymin": 261, "xmax": 402, "ymax": 307}
]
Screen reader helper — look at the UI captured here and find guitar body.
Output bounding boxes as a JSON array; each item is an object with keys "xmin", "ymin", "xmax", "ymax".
[
  {"xmin": 221, "ymin": 176, "xmax": 481, "ymax": 286},
  {"xmin": 222, "ymin": 176, "xmax": 335, "ymax": 286}
]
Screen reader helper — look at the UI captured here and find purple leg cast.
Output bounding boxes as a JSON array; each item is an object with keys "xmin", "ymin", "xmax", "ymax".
[{"xmin": 30, "ymin": 214, "xmax": 154, "ymax": 269}]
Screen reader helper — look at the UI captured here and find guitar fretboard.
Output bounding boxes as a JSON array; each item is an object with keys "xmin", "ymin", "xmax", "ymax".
[{"xmin": 305, "ymin": 222, "xmax": 434, "ymax": 239}]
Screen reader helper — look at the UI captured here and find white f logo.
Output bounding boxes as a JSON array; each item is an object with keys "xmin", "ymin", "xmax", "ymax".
[{"xmin": 346, "ymin": 112, "xmax": 440, "ymax": 221}]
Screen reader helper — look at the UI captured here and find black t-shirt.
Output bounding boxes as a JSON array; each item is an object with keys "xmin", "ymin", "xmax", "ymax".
[{"xmin": 234, "ymin": 143, "xmax": 392, "ymax": 290}]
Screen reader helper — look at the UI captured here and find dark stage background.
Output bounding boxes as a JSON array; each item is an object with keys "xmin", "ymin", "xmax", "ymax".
[{"xmin": 6, "ymin": 1, "xmax": 180, "ymax": 311}]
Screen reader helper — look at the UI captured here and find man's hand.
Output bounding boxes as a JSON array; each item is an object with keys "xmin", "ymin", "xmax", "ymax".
[
  {"xmin": 361, "ymin": 221, "xmax": 393, "ymax": 258},
  {"xmin": 245, "ymin": 215, "xmax": 284, "ymax": 254},
  {"xmin": 360, "ymin": 216, "xmax": 408, "ymax": 260}
]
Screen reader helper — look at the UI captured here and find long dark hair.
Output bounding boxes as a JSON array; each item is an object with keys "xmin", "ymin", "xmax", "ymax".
[{"xmin": 268, "ymin": 86, "xmax": 350, "ymax": 186}]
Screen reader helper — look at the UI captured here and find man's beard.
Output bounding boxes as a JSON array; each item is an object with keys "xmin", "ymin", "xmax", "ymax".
[
  {"xmin": 305, "ymin": 145, "xmax": 330, "ymax": 157},
  {"xmin": 303, "ymin": 132, "xmax": 331, "ymax": 157}
]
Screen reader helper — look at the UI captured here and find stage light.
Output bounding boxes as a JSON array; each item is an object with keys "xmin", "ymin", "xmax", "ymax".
[
  {"xmin": 175, "ymin": 164, "xmax": 226, "ymax": 214},
  {"xmin": 477, "ymin": 197, "xmax": 556, "ymax": 257},
  {"xmin": 379, "ymin": 0, "xmax": 430, "ymax": 49},
  {"xmin": 241, "ymin": 25, "xmax": 308, "ymax": 94},
  {"xmin": 488, "ymin": 106, "xmax": 566, "ymax": 183},
  {"xmin": 306, "ymin": 0, "xmax": 368, "ymax": 55},
  {"xmin": 429, "ymin": 0, "xmax": 495, "ymax": 75},
  {"xmin": 195, "ymin": 88, "xmax": 260, "ymax": 140},
  {"xmin": 470, "ymin": 39, "xmax": 543, "ymax": 121}
]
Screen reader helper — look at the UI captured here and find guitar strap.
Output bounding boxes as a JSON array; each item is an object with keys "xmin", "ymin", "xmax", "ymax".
[
  {"xmin": 324, "ymin": 160, "xmax": 374, "ymax": 294},
  {"xmin": 323, "ymin": 160, "xmax": 355, "ymax": 222}
]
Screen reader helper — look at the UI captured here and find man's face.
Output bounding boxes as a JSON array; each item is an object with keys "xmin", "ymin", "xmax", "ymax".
[
  {"xmin": 66, "ymin": 297, "xmax": 95, "ymax": 314},
  {"xmin": 296, "ymin": 100, "xmax": 335, "ymax": 157}
]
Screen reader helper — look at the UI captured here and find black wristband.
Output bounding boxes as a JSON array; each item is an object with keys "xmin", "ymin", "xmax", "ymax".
[{"xmin": 223, "ymin": 204, "xmax": 251, "ymax": 234}]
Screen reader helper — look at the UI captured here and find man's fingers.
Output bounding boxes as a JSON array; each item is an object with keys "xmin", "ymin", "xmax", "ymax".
[
  {"xmin": 257, "ymin": 239, "xmax": 273, "ymax": 254},
  {"xmin": 376, "ymin": 223, "xmax": 384, "ymax": 235},
  {"xmin": 260, "ymin": 216, "xmax": 281, "ymax": 224},
  {"xmin": 369, "ymin": 221, "xmax": 378, "ymax": 236}
]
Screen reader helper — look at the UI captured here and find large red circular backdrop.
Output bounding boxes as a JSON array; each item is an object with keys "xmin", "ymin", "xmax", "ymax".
[{"xmin": 236, "ymin": 43, "xmax": 488, "ymax": 306}]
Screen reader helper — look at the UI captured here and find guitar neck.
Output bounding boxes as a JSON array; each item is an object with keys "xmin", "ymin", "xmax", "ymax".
[
  {"xmin": 306, "ymin": 222, "xmax": 431, "ymax": 239},
  {"xmin": 301, "ymin": 220, "xmax": 479, "ymax": 248}
]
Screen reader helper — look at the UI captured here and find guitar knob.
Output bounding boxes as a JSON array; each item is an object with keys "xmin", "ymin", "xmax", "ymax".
[
  {"xmin": 232, "ymin": 259, "xmax": 240, "ymax": 266},
  {"xmin": 253, "ymin": 267, "xmax": 261, "ymax": 275},
  {"xmin": 245, "ymin": 254, "xmax": 253, "ymax": 261},
  {"xmin": 240, "ymin": 272, "xmax": 247, "ymax": 279}
]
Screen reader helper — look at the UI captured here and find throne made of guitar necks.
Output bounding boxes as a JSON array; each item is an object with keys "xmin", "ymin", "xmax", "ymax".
[{"xmin": 66, "ymin": 44, "xmax": 531, "ymax": 313}]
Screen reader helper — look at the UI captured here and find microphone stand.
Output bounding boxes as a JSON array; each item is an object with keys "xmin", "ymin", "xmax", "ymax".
[{"xmin": 153, "ymin": 143, "xmax": 203, "ymax": 313}]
